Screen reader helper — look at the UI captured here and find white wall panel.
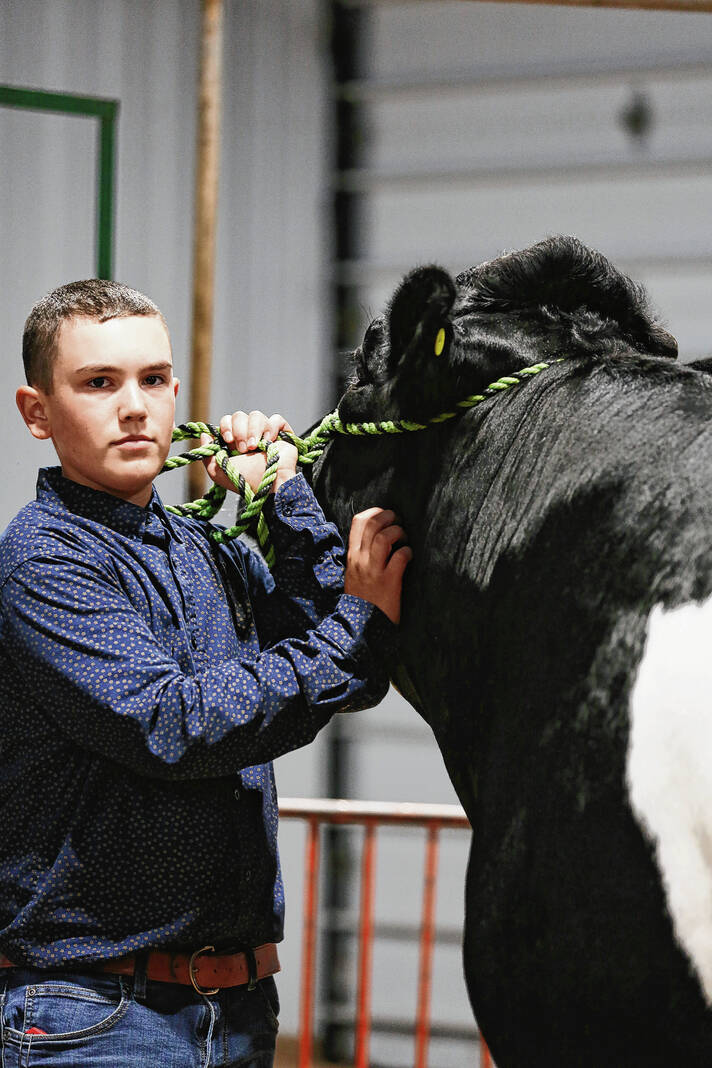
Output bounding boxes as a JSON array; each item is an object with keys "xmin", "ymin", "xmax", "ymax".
[
  {"xmin": 366, "ymin": 172, "xmax": 712, "ymax": 268},
  {"xmin": 368, "ymin": 70, "xmax": 712, "ymax": 176},
  {"xmin": 213, "ymin": 0, "xmax": 331, "ymax": 429},
  {"xmin": 0, "ymin": 0, "xmax": 201, "ymax": 520},
  {"xmin": 367, "ymin": 1, "xmax": 712, "ymax": 82},
  {"xmin": 0, "ymin": 109, "xmax": 97, "ymax": 504}
]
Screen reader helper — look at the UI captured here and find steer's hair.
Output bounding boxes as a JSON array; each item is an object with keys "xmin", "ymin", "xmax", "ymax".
[{"xmin": 456, "ymin": 236, "xmax": 677, "ymax": 360}]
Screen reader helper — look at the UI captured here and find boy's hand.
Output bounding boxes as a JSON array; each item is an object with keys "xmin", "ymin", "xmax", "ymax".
[
  {"xmin": 201, "ymin": 411, "xmax": 298, "ymax": 494},
  {"xmin": 344, "ymin": 508, "xmax": 412, "ymax": 625}
]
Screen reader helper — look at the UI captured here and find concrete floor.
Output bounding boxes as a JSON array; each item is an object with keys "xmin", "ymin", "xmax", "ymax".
[{"xmin": 275, "ymin": 1034, "xmax": 349, "ymax": 1067}]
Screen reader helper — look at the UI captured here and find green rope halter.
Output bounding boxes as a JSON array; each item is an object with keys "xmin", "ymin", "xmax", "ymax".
[{"xmin": 162, "ymin": 359, "xmax": 560, "ymax": 566}]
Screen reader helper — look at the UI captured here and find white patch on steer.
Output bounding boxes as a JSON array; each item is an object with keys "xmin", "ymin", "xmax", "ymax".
[{"xmin": 628, "ymin": 596, "xmax": 712, "ymax": 1002}]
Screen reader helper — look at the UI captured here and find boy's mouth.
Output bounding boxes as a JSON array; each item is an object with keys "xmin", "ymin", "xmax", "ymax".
[{"xmin": 113, "ymin": 435, "xmax": 154, "ymax": 447}]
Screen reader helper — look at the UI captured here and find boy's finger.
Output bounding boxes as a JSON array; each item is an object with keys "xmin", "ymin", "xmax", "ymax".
[
  {"xmin": 201, "ymin": 454, "xmax": 218, "ymax": 479},
  {"xmin": 199, "ymin": 433, "xmax": 219, "ymax": 479},
  {"xmin": 387, "ymin": 545, "xmax": 413, "ymax": 579},
  {"xmin": 371, "ymin": 525, "xmax": 407, "ymax": 565},
  {"xmin": 219, "ymin": 415, "xmax": 235, "ymax": 446},
  {"xmin": 348, "ymin": 508, "xmax": 381, "ymax": 551},
  {"xmin": 349, "ymin": 510, "xmax": 398, "ymax": 555},
  {"xmin": 226, "ymin": 411, "xmax": 249, "ymax": 451},
  {"xmin": 351, "ymin": 508, "xmax": 395, "ymax": 533},
  {"xmin": 381, "ymin": 524, "xmax": 407, "ymax": 546},
  {"xmin": 359, "ymin": 509, "xmax": 398, "ymax": 552},
  {"xmin": 247, "ymin": 410, "xmax": 267, "ymax": 450},
  {"xmin": 265, "ymin": 413, "xmax": 292, "ymax": 442}
]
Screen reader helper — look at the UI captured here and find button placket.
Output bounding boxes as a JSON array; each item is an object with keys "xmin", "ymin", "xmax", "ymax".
[{"xmin": 170, "ymin": 545, "xmax": 201, "ymax": 650}]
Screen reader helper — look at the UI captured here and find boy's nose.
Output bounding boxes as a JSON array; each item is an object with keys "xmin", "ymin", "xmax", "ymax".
[{"xmin": 119, "ymin": 382, "xmax": 148, "ymax": 420}]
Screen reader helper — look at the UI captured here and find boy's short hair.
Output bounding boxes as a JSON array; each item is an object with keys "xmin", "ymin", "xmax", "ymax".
[{"xmin": 23, "ymin": 279, "xmax": 169, "ymax": 392}]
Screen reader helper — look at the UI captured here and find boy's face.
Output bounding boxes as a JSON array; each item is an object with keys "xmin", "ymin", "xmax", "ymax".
[{"xmin": 20, "ymin": 314, "xmax": 179, "ymax": 507}]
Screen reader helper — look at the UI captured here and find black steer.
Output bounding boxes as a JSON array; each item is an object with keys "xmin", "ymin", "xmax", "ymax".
[{"xmin": 309, "ymin": 236, "xmax": 712, "ymax": 1066}]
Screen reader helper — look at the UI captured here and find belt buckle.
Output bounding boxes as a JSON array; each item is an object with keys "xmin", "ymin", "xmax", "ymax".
[{"xmin": 189, "ymin": 945, "xmax": 219, "ymax": 996}]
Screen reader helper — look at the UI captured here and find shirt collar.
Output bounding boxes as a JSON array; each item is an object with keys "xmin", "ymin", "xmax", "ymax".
[{"xmin": 36, "ymin": 466, "xmax": 172, "ymax": 542}]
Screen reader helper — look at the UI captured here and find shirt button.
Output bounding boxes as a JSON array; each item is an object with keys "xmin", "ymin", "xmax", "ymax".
[
  {"xmin": 190, "ymin": 635, "xmax": 199, "ymax": 650},
  {"xmin": 233, "ymin": 787, "xmax": 241, "ymax": 802}
]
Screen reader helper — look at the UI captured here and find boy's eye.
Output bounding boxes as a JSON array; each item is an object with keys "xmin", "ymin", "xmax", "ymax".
[
  {"xmin": 88, "ymin": 377, "xmax": 110, "ymax": 389},
  {"xmin": 144, "ymin": 374, "xmax": 166, "ymax": 386}
]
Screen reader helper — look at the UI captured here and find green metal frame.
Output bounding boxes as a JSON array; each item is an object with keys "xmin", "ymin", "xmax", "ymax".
[{"xmin": 0, "ymin": 85, "xmax": 119, "ymax": 279}]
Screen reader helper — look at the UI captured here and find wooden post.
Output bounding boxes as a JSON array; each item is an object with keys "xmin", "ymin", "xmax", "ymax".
[{"xmin": 188, "ymin": 0, "xmax": 224, "ymax": 500}]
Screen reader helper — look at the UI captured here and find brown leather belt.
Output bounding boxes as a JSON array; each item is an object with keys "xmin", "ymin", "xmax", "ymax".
[{"xmin": 0, "ymin": 943, "xmax": 280, "ymax": 997}]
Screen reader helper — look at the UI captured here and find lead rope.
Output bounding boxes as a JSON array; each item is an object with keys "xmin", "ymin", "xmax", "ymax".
[{"xmin": 161, "ymin": 359, "xmax": 560, "ymax": 567}]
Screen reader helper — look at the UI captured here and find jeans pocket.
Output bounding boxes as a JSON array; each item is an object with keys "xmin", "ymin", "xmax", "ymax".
[
  {"xmin": 254, "ymin": 977, "xmax": 280, "ymax": 1034},
  {"xmin": 2, "ymin": 975, "xmax": 129, "ymax": 1053}
]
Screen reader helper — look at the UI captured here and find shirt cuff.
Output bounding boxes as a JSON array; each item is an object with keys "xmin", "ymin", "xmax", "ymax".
[
  {"xmin": 263, "ymin": 473, "xmax": 339, "ymax": 551},
  {"xmin": 319, "ymin": 593, "xmax": 398, "ymax": 663},
  {"xmin": 270, "ymin": 471, "xmax": 323, "ymax": 517}
]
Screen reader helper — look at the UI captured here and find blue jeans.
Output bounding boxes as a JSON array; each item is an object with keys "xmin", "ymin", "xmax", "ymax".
[{"xmin": 0, "ymin": 965, "xmax": 279, "ymax": 1067}]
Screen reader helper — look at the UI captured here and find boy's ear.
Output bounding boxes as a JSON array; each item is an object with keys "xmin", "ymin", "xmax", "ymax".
[
  {"xmin": 16, "ymin": 386, "xmax": 52, "ymax": 440},
  {"xmin": 173, "ymin": 377, "xmax": 180, "ymax": 399}
]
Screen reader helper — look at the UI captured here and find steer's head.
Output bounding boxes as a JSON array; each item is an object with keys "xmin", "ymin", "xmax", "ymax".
[{"xmin": 339, "ymin": 235, "xmax": 677, "ymax": 427}]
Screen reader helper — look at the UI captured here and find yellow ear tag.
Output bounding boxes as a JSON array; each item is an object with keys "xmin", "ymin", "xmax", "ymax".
[{"xmin": 434, "ymin": 327, "xmax": 446, "ymax": 356}]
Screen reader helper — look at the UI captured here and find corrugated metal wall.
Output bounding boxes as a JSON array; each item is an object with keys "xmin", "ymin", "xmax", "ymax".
[
  {"xmin": 1, "ymin": 1, "xmax": 198, "ymax": 519},
  {"xmin": 353, "ymin": 1, "xmax": 712, "ymax": 358}
]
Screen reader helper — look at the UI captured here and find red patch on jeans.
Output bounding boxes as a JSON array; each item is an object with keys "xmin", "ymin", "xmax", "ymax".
[{"xmin": 25, "ymin": 1028, "xmax": 47, "ymax": 1035}]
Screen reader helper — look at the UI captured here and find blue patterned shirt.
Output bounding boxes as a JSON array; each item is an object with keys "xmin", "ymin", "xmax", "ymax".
[{"xmin": 0, "ymin": 467, "xmax": 392, "ymax": 967}]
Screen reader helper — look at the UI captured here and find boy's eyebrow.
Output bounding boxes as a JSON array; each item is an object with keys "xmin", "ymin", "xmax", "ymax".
[{"xmin": 73, "ymin": 361, "xmax": 174, "ymax": 376}]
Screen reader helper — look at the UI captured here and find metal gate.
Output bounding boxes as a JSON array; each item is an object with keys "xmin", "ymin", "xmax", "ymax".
[{"xmin": 279, "ymin": 797, "xmax": 492, "ymax": 1068}]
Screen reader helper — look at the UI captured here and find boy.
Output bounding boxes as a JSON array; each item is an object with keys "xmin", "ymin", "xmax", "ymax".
[{"xmin": 0, "ymin": 279, "xmax": 410, "ymax": 1066}]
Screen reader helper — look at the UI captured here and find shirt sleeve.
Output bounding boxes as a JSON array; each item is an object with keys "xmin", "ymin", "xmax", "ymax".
[
  {"xmin": 235, "ymin": 472, "xmax": 350, "ymax": 645},
  {"xmin": 0, "ymin": 541, "xmax": 395, "ymax": 781}
]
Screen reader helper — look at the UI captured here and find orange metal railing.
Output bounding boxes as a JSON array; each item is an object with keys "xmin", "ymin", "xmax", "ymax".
[{"xmin": 278, "ymin": 798, "xmax": 494, "ymax": 1068}]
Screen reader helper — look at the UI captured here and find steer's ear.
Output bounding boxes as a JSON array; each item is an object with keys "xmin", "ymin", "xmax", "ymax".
[
  {"xmin": 388, "ymin": 266, "xmax": 456, "ymax": 374},
  {"xmin": 383, "ymin": 266, "xmax": 457, "ymax": 419}
]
